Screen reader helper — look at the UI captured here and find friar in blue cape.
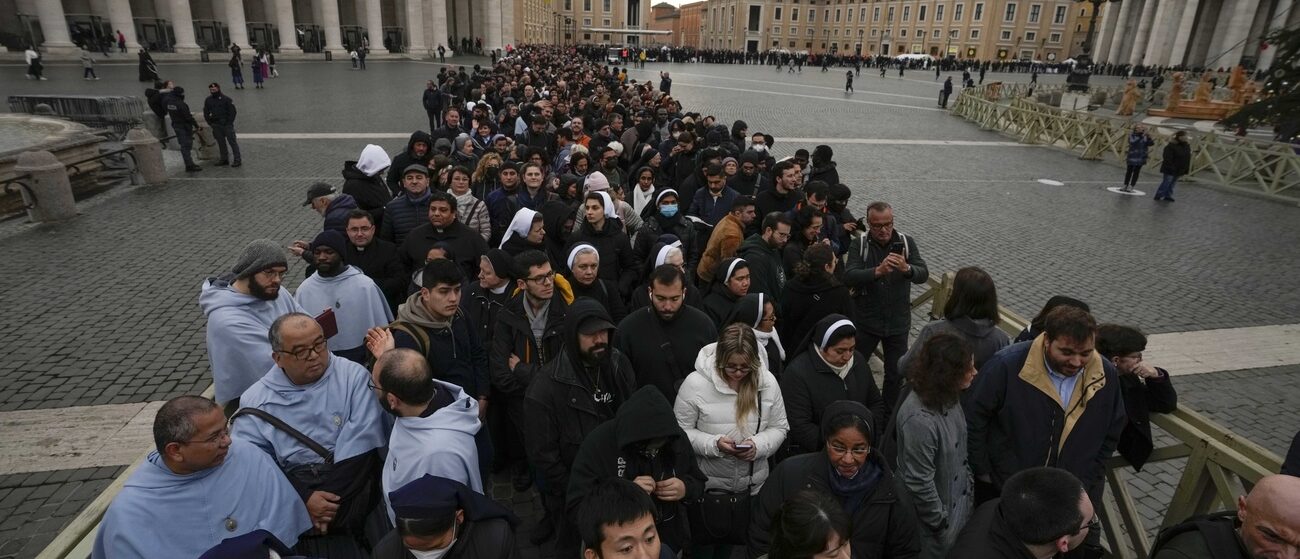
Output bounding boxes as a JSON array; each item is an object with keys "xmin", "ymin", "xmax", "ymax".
[
  {"xmin": 93, "ymin": 396, "xmax": 310, "ymax": 559},
  {"xmin": 231, "ymin": 312, "xmax": 388, "ymax": 539}
]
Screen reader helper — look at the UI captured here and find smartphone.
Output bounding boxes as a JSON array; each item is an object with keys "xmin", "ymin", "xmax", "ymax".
[
  {"xmin": 889, "ymin": 241, "xmax": 905, "ymax": 254},
  {"xmin": 735, "ymin": 443, "xmax": 754, "ymax": 450},
  {"xmin": 315, "ymin": 308, "xmax": 339, "ymax": 339}
]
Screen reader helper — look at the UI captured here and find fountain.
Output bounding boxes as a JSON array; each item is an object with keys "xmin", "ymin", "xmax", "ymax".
[{"xmin": 0, "ymin": 114, "xmax": 108, "ymax": 216}]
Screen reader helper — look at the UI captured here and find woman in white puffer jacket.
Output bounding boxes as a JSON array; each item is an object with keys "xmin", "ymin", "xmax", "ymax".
[{"xmin": 674, "ymin": 323, "xmax": 790, "ymax": 497}]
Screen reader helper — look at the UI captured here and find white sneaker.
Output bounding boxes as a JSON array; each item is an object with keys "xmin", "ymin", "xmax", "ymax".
[{"xmin": 39, "ymin": 77, "xmax": 48, "ymax": 80}]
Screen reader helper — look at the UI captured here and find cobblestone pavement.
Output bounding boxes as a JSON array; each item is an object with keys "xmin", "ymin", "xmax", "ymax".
[{"xmin": 1, "ymin": 58, "xmax": 1296, "ymax": 558}]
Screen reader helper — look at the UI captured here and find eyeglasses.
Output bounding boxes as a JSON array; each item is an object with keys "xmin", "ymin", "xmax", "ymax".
[
  {"xmin": 277, "ymin": 339, "xmax": 327, "ymax": 360},
  {"xmin": 367, "ymin": 380, "xmax": 383, "ymax": 392},
  {"xmin": 183, "ymin": 427, "xmax": 230, "ymax": 445},
  {"xmin": 721, "ymin": 365, "xmax": 750, "ymax": 374},
  {"xmin": 1078, "ymin": 514, "xmax": 1100, "ymax": 535},
  {"xmin": 257, "ymin": 269, "xmax": 287, "ymax": 280},
  {"xmin": 828, "ymin": 444, "xmax": 869, "ymax": 457},
  {"xmin": 525, "ymin": 271, "xmax": 556, "ymax": 284},
  {"xmin": 867, "ymin": 221, "xmax": 894, "ymax": 230}
]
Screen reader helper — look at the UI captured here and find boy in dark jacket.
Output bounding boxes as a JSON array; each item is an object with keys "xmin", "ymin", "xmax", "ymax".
[
  {"xmin": 1155, "ymin": 131, "xmax": 1192, "ymax": 201},
  {"xmin": 1094, "ymin": 324, "xmax": 1177, "ymax": 471}
]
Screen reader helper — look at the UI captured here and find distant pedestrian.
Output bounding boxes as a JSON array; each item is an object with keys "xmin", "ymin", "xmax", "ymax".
[
  {"xmin": 935, "ymin": 66, "xmax": 941, "ymax": 81},
  {"xmin": 350, "ymin": 48, "xmax": 359, "ymax": 69},
  {"xmin": 268, "ymin": 52, "xmax": 278, "ymax": 77},
  {"xmin": 357, "ymin": 47, "xmax": 367, "ymax": 70},
  {"xmin": 1122, "ymin": 124, "xmax": 1155, "ymax": 192},
  {"xmin": 438, "ymin": 44, "xmax": 446, "ymax": 63},
  {"xmin": 1155, "ymin": 131, "xmax": 1191, "ymax": 202},
  {"xmin": 899, "ymin": 66, "xmax": 905, "ymax": 78},
  {"xmin": 116, "ymin": 30, "xmax": 126, "ymax": 53},
  {"xmin": 251, "ymin": 52, "xmax": 265, "ymax": 89},
  {"xmin": 939, "ymin": 77, "xmax": 954, "ymax": 108},
  {"xmin": 138, "ymin": 48, "xmax": 158, "ymax": 82},
  {"xmin": 979, "ymin": 67, "xmax": 986, "ymax": 84},
  {"xmin": 845, "ymin": 70, "xmax": 854, "ymax": 93},
  {"xmin": 24, "ymin": 45, "xmax": 45, "ymax": 80},
  {"xmin": 1030, "ymin": 69, "xmax": 1039, "ymax": 84},
  {"xmin": 80, "ymin": 47, "xmax": 100, "ymax": 80},
  {"xmin": 165, "ymin": 87, "xmax": 203, "ymax": 172},
  {"xmin": 229, "ymin": 54, "xmax": 244, "ymax": 89}
]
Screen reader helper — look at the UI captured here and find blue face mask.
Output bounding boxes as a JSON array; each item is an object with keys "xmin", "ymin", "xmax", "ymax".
[{"xmin": 659, "ymin": 203, "xmax": 679, "ymax": 217}]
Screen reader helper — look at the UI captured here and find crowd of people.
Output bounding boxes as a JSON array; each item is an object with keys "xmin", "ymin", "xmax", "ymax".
[{"xmin": 92, "ymin": 43, "xmax": 1300, "ymax": 559}]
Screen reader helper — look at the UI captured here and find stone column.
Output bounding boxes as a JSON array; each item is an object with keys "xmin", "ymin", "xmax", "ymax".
[
  {"xmin": 168, "ymin": 0, "xmax": 203, "ymax": 54},
  {"xmin": 502, "ymin": 0, "xmax": 516, "ymax": 48},
  {"xmin": 225, "ymin": 0, "xmax": 253, "ymax": 51},
  {"xmin": 485, "ymin": 0, "xmax": 503, "ymax": 53},
  {"xmin": 1212, "ymin": 0, "xmax": 1262, "ymax": 67},
  {"xmin": 431, "ymin": 0, "xmax": 451, "ymax": 57},
  {"xmin": 365, "ymin": 0, "xmax": 384, "ymax": 49},
  {"xmin": 1092, "ymin": 1, "xmax": 1117, "ymax": 62},
  {"xmin": 1255, "ymin": 0, "xmax": 1294, "ymax": 69},
  {"xmin": 274, "ymin": 0, "xmax": 302, "ymax": 52},
  {"xmin": 1141, "ymin": 0, "xmax": 1173, "ymax": 66},
  {"xmin": 317, "ymin": 0, "xmax": 346, "ymax": 53},
  {"xmin": 1106, "ymin": 0, "xmax": 1139, "ymax": 64},
  {"xmin": 34, "ymin": 0, "xmax": 77, "ymax": 55},
  {"xmin": 1127, "ymin": 0, "xmax": 1159, "ymax": 66},
  {"xmin": 455, "ymin": 0, "xmax": 470, "ymax": 44},
  {"xmin": 107, "ymin": 0, "xmax": 141, "ymax": 50},
  {"xmin": 406, "ymin": 0, "xmax": 427, "ymax": 53},
  {"xmin": 1167, "ymin": 0, "xmax": 1203, "ymax": 65}
]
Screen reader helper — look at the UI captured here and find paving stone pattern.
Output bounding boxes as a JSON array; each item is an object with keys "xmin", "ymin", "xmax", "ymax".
[
  {"xmin": 1, "ymin": 58, "xmax": 1296, "ymax": 558},
  {"xmin": 0, "ymin": 467, "xmax": 124, "ymax": 559}
]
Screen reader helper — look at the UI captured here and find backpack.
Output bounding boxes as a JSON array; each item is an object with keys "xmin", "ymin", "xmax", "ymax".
[{"xmin": 1149, "ymin": 511, "xmax": 1248, "ymax": 559}]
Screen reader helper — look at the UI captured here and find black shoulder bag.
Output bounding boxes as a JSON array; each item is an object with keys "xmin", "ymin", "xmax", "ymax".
[
  {"xmin": 689, "ymin": 392, "xmax": 761, "ymax": 546},
  {"xmin": 230, "ymin": 408, "xmax": 376, "ymax": 531}
]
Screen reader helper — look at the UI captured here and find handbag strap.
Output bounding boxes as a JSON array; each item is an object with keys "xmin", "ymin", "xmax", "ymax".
[{"xmin": 230, "ymin": 407, "xmax": 334, "ymax": 464}]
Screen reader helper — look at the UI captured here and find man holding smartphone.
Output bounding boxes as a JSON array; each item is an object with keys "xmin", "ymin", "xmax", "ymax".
[{"xmin": 843, "ymin": 201, "xmax": 929, "ymax": 413}]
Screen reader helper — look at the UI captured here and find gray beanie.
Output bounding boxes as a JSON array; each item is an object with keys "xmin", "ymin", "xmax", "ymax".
[
  {"xmin": 231, "ymin": 239, "xmax": 288, "ymax": 279},
  {"xmin": 453, "ymin": 133, "xmax": 472, "ymax": 153}
]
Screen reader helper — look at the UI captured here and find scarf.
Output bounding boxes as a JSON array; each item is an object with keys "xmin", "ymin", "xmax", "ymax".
[
  {"xmin": 396, "ymin": 292, "xmax": 453, "ymax": 330},
  {"xmin": 814, "ymin": 343, "xmax": 855, "ymax": 380},
  {"xmin": 753, "ymin": 328, "xmax": 786, "ymax": 362},
  {"xmin": 827, "ymin": 457, "xmax": 883, "ymax": 516}
]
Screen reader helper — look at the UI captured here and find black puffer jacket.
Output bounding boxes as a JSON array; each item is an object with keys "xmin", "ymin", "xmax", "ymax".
[
  {"xmin": 780, "ymin": 349, "xmax": 886, "ymax": 454},
  {"xmin": 749, "ymin": 451, "xmax": 920, "ymax": 559},
  {"xmin": 386, "ymin": 131, "xmax": 435, "ymax": 196},
  {"xmin": 379, "ymin": 190, "xmax": 432, "ymax": 247},
  {"xmin": 780, "ymin": 274, "xmax": 853, "ymax": 355},
  {"xmin": 571, "ymin": 217, "xmax": 639, "ymax": 297},
  {"xmin": 567, "ymin": 386, "xmax": 708, "ymax": 554}
]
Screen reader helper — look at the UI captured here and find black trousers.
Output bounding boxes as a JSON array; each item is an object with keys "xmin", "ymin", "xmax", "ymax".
[
  {"xmin": 856, "ymin": 331, "xmax": 909, "ymax": 412},
  {"xmin": 173, "ymin": 123, "xmax": 196, "ymax": 167},
  {"xmin": 210, "ymin": 123, "xmax": 241, "ymax": 163},
  {"xmin": 1124, "ymin": 164, "xmax": 1143, "ymax": 186}
]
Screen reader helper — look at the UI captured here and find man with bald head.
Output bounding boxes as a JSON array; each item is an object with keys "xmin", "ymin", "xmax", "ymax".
[
  {"xmin": 230, "ymin": 313, "xmax": 386, "ymax": 545},
  {"xmin": 373, "ymin": 348, "xmax": 482, "ymax": 522},
  {"xmin": 1152, "ymin": 474, "xmax": 1300, "ymax": 559}
]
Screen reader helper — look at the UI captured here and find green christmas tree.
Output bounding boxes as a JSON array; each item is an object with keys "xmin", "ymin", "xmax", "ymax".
[{"xmin": 1222, "ymin": 27, "xmax": 1299, "ymax": 142}]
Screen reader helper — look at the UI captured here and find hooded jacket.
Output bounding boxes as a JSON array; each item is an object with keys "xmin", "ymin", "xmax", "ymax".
[
  {"xmin": 524, "ymin": 299, "xmax": 637, "ymax": 498},
  {"xmin": 965, "ymin": 337, "xmax": 1126, "ymax": 503},
  {"xmin": 750, "ymin": 451, "xmax": 921, "ymax": 559},
  {"xmin": 199, "ymin": 277, "xmax": 305, "ymax": 404},
  {"xmin": 386, "ymin": 131, "xmax": 435, "ymax": 196},
  {"xmin": 945, "ymin": 499, "xmax": 1037, "ymax": 559},
  {"xmin": 613, "ymin": 304, "xmax": 717, "ymax": 404},
  {"xmin": 673, "ymin": 344, "xmax": 789, "ymax": 494},
  {"xmin": 322, "ymin": 194, "xmax": 360, "ymax": 233},
  {"xmin": 896, "ymin": 317, "xmax": 1011, "ymax": 376},
  {"xmin": 701, "ymin": 279, "xmax": 744, "ymax": 328},
  {"xmin": 382, "ymin": 379, "xmax": 484, "ymax": 521},
  {"xmin": 737, "ymin": 234, "xmax": 787, "ymax": 307},
  {"xmin": 342, "ymin": 144, "xmax": 394, "ymax": 228},
  {"xmin": 567, "ymin": 386, "xmax": 709, "ymax": 552}
]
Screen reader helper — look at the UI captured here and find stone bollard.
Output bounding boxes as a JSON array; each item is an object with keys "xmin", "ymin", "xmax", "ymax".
[
  {"xmin": 141, "ymin": 112, "xmax": 169, "ymax": 147},
  {"xmin": 193, "ymin": 112, "xmax": 218, "ymax": 161},
  {"xmin": 13, "ymin": 150, "xmax": 77, "ymax": 223},
  {"xmin": 124, "ymin": 126, "xmax": 168, "ymax": 186}
]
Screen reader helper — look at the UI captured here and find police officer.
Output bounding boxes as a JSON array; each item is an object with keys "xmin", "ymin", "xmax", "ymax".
[
  {"xmin": 202, "ymin": 83, "xmax": 241, "ymax": 167},
  {"xmin": 165, "ymin": 86, "xmax": 203, "ymax": 172}
]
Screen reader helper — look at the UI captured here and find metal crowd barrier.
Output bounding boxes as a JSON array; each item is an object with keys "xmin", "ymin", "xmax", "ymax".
[{"xmin": 7, "ymin": 96, "xmax": 146, "ymax": 139}]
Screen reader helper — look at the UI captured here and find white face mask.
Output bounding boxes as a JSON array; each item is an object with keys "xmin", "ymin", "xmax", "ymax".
[{"xmin": 408, "ymin": 521, "xmax": 459, "ymax": 559}]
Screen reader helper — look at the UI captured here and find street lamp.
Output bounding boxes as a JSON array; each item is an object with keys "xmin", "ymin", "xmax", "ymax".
[{"xmin": 1067, "ymin": 0, "xmax": 1118, "ymax": 91}]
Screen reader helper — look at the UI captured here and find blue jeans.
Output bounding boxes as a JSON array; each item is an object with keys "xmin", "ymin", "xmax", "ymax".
[{"xmin": 1156, "ymin": 174, "xmax": 1179, "ymax": 199}]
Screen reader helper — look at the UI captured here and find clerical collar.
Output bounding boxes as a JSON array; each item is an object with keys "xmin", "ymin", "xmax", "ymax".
[{"xmin": 489, "ymin": 283, "xmax": 509, "ymax": 294}]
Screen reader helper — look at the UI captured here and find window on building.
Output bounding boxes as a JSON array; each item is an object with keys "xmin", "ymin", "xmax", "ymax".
[
  {"xmin": 933, "ymin": 29, "xmax": 940, "ymax": 38},
  {"xmin": 775, "ymin": 7, "xmax": 782, "ymax": 19},
  {"xmin": 809, "ymin": 8, "xmax": 816, "ymax": 22},
  {"xmin": 954, "ymin": 3, "xmax": 964, "ymax": 20},
  {"xmin": 848, "ymin": 8, "xmax": 853, "ymax": 21},
  {"xmin": 1028, "ymin": 4, "xmax": 1041, "ymax": 23},
  {"xmin": 873, "ymin": 6, "xmax": 880, "ymax": 21},
  {"xmin": 789, "ymin": 40, "xmax": 796, "ymax": 47},
  {"xmin": 603, "ymin": 33, "xmax": 610, "ymax": 40},
  {"xmin": 603, "ymin": 18, "xmax": 610, "ymax": 26},
  {"xmin": 584, "ymin": 32, "xmax": 592, "ymax": 40},
  {"xmin": 564, "ymin": 0, "xmax": 572, "ymax": 9},
  {"xmin": 902, "ymin": 6, "xmax": 910, "ymax": 20},
  {"xmin": 919, "ymin": 5, "xmax": 927, "ymax": 20},
  {"xmin": 807, "ymin": 28, "xmax": 814, "ymax": 35},
  {"xmin": 936, "ymin": 4, "xmax": 944, "ymax": 20},
  {"xmin": 949, "ymin": 29, "xmax": 958, "ymax": 38},
  {"xmin": 603, "ymin": 0, "xmax": 611, "ymax": 11},
  {"xmin": 901, "ymin": 29, "xmax": 908, "ymax": 37},
  {"xmin": 584, "ymin": 0, "xmax": 591, "ymax": 11},
  {"xmin": 773, "ymin": 40, "xmax": 780, "ymax": 46},
  {"xmin": 1000, "ymin": 30, "xmax": 1011, "ymax": 40},
  {"xmin": 1053, "ymin": 5, "xmax": 1066, "ymax": 23},
  {"xmin": 584, "ymin": 17, "xmax": 592, "ymax": 26},
  {"xmin": 1076, "ymin": 23, "xmax": 1082, "ymax": 31},
  {"xmin": 824, "ymin": 8, "xmax": 830, "ymax": 22},
  {"xmin": 970, "ymin": 29, "xmax": 979, "ymax": 38},
  {"xmin": 1024, "ymin": 31, "xmax": 1036, "ymax": 41},
  {"xmin": 860, "ymin": 7, "xmax": 866, "ymax": 21},
  {"xmin": 887, "ymin": 6, "xmax": 894, "ymax": 21},
  {"xmin": 1049, "ymin": 32, "xmax": 1061, "ymax": 42},
  {"xmin": 973, "ymin": 2, "xmax": 983, "ymax": 20},
  {"xmin": 1004, "ymin": 3, "xmax": 1016, "ymax": 21},
  {"xmin": 749, "ymin": 5, "xmax": 762, "ymax": 31},
  {"xmin": 773, "ymin": 26, "xmax": 782, "ymax": 34},
  {"xmin": 792, "ymin": 8, "xmax": 799, "ymax": 20}
]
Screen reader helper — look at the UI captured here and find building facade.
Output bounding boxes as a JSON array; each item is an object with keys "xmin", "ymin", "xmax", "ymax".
[
  {"xmin": 1092, "ymin": 0, "xmax": 1297, "ymax": 69},
  {"xmin": 540, "ymin": 0, "xmax": 656, "ymax": 45},
  {"xmin": 2, "ymin": 0, "xmax": 531, "ymax": 56},
  {"xmin": 698, "ymin": 0, "xmax": 1094, "ymax": 60},
  {"xmin": 649, "ymin": 0, "xmax": 705, "ymax": 46}
]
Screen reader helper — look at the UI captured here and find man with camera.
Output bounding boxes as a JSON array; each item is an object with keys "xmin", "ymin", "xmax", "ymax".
[{"xmin": 843, "ymin": 201, "xmax": 929, "ymax": 412}]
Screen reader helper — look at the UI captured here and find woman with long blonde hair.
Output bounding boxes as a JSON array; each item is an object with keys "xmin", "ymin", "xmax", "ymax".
[{"xmin": 673, "ymin": 323, "xmax": 790, "ymax": 556}]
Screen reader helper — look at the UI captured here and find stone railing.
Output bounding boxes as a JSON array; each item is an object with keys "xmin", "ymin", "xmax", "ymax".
[{"xmin": 950, "ymin": 85, "xmax": 1300, "ymax": 203}]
